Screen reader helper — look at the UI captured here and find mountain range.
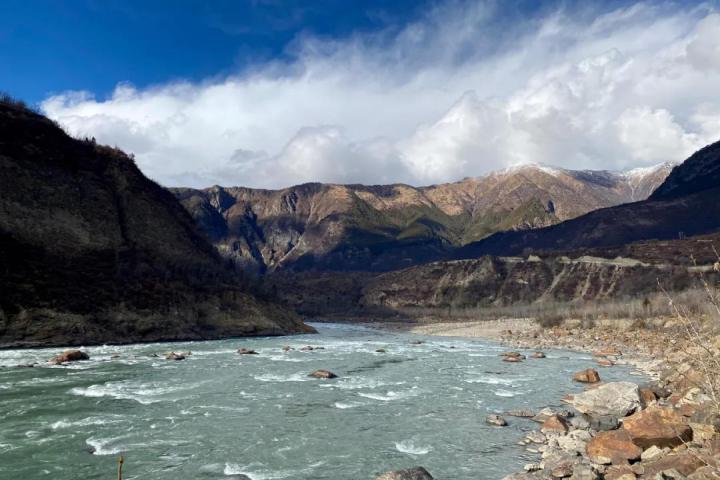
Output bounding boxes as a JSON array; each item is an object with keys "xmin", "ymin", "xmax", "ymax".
[{"xmin": 173, "ymin": 162, "xmax": 673, "ymax": 272}]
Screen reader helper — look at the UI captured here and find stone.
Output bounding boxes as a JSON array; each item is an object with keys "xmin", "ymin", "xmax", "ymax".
[
  {"xmin": 164, "ymin": 352, "xmax": 185, "ymax": 361},
  {"xmin": 604, "ymin": 465, "xmax": 636, "ymax": 480},
  {"xmin": 531, "ymin": 352, "xmax": 546, "ymax": 359},
  {"xmin": 583, "ymin": 414, "xmax": 621, "ymax": 431},
  {"xmin": 556, "ymin": 430, "xmax": 592, "ymax": 455},
  {"xmin": 551, "ymin": 463, "xmax": 575, "ymax": 478},
  {"xmin": 308, "ymin": 369, "xmax": 338, "ymax": 379},
  {"xmin": 49, "ymin": 349, "xmax": 90, "ymax": 364},
  {"xmin": 375, "ymin": 348, "xmax": 387, "ymax": 353},
  {"xmin": 409, "ymin": 341, "xmax": 424, "ymax": 345},
  {"xmin": 642, "ymin": 453, "xmax": 706, "ymax": 478},
  {"xmin": 688, "ymin": 466, "xmax": 720, "ymax": 480},
  {"xmin": 621, "ymin": 405, "xmax": 692, "ymax": 449},
  {"xmin": 571, "ymin": 382, "xmax": 640, "ymax": 417},
  {"xmin": 570, "ymin": 464, "xmax": 599, "ymax": 480},
  {"xmin": 533, "ymin": 407, "xmax": 573, "ymax": 423},
  {"xmin": 237, "ymin": 348, "xmax": 258, "ymax": 355},
  {"xmin": 593, "ymin": 348, "xmax": 622, "ymax": 357},
  {"xmin": 282, "ymin": 346, "xmax": 292, "ymax": 352},
  {"xmin": 503, "ymin": 356, "xmax": 524, "ymax": 363},
  {"xmin": 486, "ymin": 414, "xmax": 508, "ymax": 427},
  {"xmin": 526, "ymin": 431, "xmax": 547, "ymax": 444},
  {"xmin": 640, "ymin": 445, "xmax": 666, "ymax": 462},
  {"xmin": 507, "ymin": 409, "xmax": 535, "ymax": 418},
  {"xmin": 376, "ymin": 467, "xmax": 433, "ymax": 480},
  {"xmin": 570, "ymin": 416, "xmax": 590, "ymax": 430},
  {"xmin": 639, "ymin": 388, "xmax": 658, "ymax": 407},
  {"xmin": 586, "ymin": 429, "xmax": 642, "ymax": 465},
  {"xmin": 597, "ymin": 358, "xmax": 614, "ymax": 367},
  {"xmin": 574, "ymin": 368, "xmax": 601, "ymax": 383},
  {"xmin": 542, "ymin": 415, "xmax": 570, "ymax": 433},
  {"xmin": 524, "ymin": 464, "xmax": 542, "ymax": 472}
]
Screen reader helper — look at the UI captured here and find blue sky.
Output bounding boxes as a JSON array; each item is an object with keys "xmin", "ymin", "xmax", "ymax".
[
  {"xmin": 1, "ymin": 0, "xmax": 439, "ymax": 103},
  {"xmin": 3, "ymin": 1, "xmax": 719, "ymax": 188}
]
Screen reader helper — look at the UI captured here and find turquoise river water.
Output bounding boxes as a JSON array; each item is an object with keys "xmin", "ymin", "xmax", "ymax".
[{"xmin": 0, "ymin": 323, "xmax": 645, "ymax": 480}]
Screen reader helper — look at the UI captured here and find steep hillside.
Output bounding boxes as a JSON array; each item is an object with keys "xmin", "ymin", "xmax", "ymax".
[
  {"xmin": 458, "ymin": 141, "xmax": 720, "ymax": 259},
  {"xmin": 174, "ymin": 163, "xmax": 671, "ymax": 272},
  {"xmin": 361, "ymin": 256, "xmax": 710, "ymax": 310},
  {"xmin": 0, "ymin": 100, "xmax": 312, "ymax": 348}
]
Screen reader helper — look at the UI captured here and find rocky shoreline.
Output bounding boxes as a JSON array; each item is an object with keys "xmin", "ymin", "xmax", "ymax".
[{"xmin": 369, "ymin": 318, "xmax": 720, "ymax": 480}]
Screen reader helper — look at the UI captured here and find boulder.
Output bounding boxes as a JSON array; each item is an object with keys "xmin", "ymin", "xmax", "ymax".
[
  {"xmin": 531, "ymin": 352, "xmax": 546, "ymax": 359},
  {"xmin": 640, "ymin": 445, "xmax": 667, "ymax": 462},
  {"xmin": 49, "ymin": 349, "xmax": 90, "ymax": 364},
  {"xmin": 550, "ymin": 463, "xmax": 574, "ymax": 478},
  {"xmin": 621, "ymin": 405, "xmax": 692, "ymax": 449},
  {"xmin": 542, "ymin": 415, "xmax": 570, "ymax": 433},
  {"xmin": 582, "ymin": 414, "xmax": 620, "ymax": 432},
  {"xmin": 375, "ymin": 348, "xmax": 387, "ymax": 353},
  {"xmin": 165, "ymin": 352, "xmax": 185, "ymax": 361},
  {"xmin": 604, "ymin": 465, "xmax": 635, "ymax": 480},
  {"xmin": 586, "ymin": 429, "xmax": 642, "ymax": 465},
  {"xmin": 503, "ymin": 356, "xmax": 524, "ymax": 363},
  {"xmin": 376, "ymin": 467, "xmax": 433, "ymax": 480},
  {"xmin": 574, "ymin": 368, "xmax": 601, "ymax": 383},
  {"xmin": 237, "ymin": 348, "xmax": 258, "ymax": 355},
  {"xmin": 571, "ymin": 382, "xmax": 640, "ymax": 417},
  {"xmin": 641, "ymin": 452, "xmax": 706, "ymax": 478},
  {"xmin": 308, "ymin": 369, "xmax": 338, "ymax": 379},
  {"xmin": 593, "ymin": 348, "xmax": 622, "ymax": 357},
  {"xmin": 555, "ymin": 430, "xmax": 592, "ymax": 455},
  {"xmin": 409, "ymin": 341, "xmax": 424, "ymax": 345},
  {"xmin": 282, "ymin": 346, "xmax": 293, "ymax": 352},
  {"xmin": 638, "ymin": 387, "xmax": 657, "ymax": 407},
  {"xmin": 486, "ymin": 414, "xmax": 508, "ymax": 426},
  {"xmin": 596, "ymin": 358, "xmax": 614, "ymax": 367},
  {"xmin": 569, "ymin": 464, "xmax": 599, "ymax": 480}
]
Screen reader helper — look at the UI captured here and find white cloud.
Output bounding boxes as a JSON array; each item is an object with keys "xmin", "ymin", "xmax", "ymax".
[{"xmin": 42, "ymin": 3, "xmax": 720, "ymax": 189}]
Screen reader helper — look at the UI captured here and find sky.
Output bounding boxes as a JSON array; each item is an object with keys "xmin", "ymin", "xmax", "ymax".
[{"xmin": 2, "ymin": 0, "xmax": 720, "ymax": 188}]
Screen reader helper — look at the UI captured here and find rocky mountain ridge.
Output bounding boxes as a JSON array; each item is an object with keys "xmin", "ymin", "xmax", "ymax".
[{"xmin": 173, "ymin": 162, "xmax": 672, "ymax": 273}]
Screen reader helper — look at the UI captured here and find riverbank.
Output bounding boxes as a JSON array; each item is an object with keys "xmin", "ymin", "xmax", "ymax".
[{"xmin": 368, "ymin": 317, "xmax": 720, "ymax": 479}]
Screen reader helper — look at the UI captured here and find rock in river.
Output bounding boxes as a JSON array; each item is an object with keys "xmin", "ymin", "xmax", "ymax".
[
  {"xmin": 49, "ymin": 349, "xmax": 90, "ymax": 364},
  {"xmin": 237, "ymin": 348, "xmax": 258, "ymax": 355},
  {"xmin": 376, "ymin": 467, "xmax": 434, "ymax": 480},
  {"xmin": 486, "ymin": 414, "xmax": 508, "ymax": 426},
  {"xmin": 573, "ymin": 368, "xmax": 601, "ymax": 383},
  {"xmin": 308, "ymin": 369, "xmax": 338, "ymax": 379}
]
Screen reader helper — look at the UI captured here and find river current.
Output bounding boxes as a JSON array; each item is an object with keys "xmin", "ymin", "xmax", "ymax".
[{"xmin": 0, "ymin": 323, "xmax": 644, "ymax": 479}]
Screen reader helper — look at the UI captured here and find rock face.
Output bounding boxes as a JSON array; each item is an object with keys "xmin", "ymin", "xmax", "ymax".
[
  {"xmin": 621, "ymin": 406, "xmax": 693, "ymax": 449},
  {"xmin": 586, "ymin": 429, "xmax": 642, "ymax": 465},
  {"xmin": 573, "ymin": 368, "xmax": 601, "ymax": 383},
  {"xmin": 571, "ymin": 382, "xmax": 640, "ymax": 417},
  {"xmin": 376, "ymin": 467, "xmax": 434, "ymax": 480},
  {"xmin": 0, "ymin": 100, "xmax": 313, "ymax": 348},
  {"xmin": 173, "ymin": 164, "xmax": 671, "ymax": 273}
]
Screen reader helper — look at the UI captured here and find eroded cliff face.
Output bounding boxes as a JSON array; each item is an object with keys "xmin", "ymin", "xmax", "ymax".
[
  {"xmin": 360, "ymin": 256, "xmax": 710, "ymax": 310},
  {"xmin": 173, "ymin": 164, "xmax": 671, "ymax": 273},
  {"xmin": 0, "ymin": 101, "xmax": 312, "ymax": 348}
]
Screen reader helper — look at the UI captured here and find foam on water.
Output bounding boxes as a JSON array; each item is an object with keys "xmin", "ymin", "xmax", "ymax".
[
  {"xmin": 70, "ymin": 381, "xmax": 187, "ymax": 404},
  {"xmin": 395, "ymin": 440, "xmax": 432, "ymax": 455}
]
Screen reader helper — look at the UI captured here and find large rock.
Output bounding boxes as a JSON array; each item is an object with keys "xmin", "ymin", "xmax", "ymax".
[
  {"xmin": 571, "ymin": 382, "xmax": 640, "ymax": 417},
  {"xmin": 486, "ymin": 414, "xmax": 508, "ymax": 426},
  {"xmin": 641, "ymin": 452, "xmax": 706, "ymax": 478},
  {"xmin": 573, "ymin": 368, "xmax": 601, "ymax": 383},
  {"xmin": 376, "ymin": 467, "xmax": 434, "ymax": 480},
  {"xmin": 542, "ymin": 415, "xmax": 570, "ymax": 433},
  {"xmin": 49, "ymin": 349, "xmax": 90, "ymax": 364},
  {"xmin": 621, "ymin": 405, "xmax": 692, "ymax": 449},
  {"xmin": 586, "ymin": 429, "xmax": 642, "ymax": 465}
]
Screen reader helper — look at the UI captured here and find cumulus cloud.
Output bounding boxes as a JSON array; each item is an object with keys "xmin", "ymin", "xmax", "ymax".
[{"xmin": 42, "ymin": 2, "xmax": 720, "ymax": 188}]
